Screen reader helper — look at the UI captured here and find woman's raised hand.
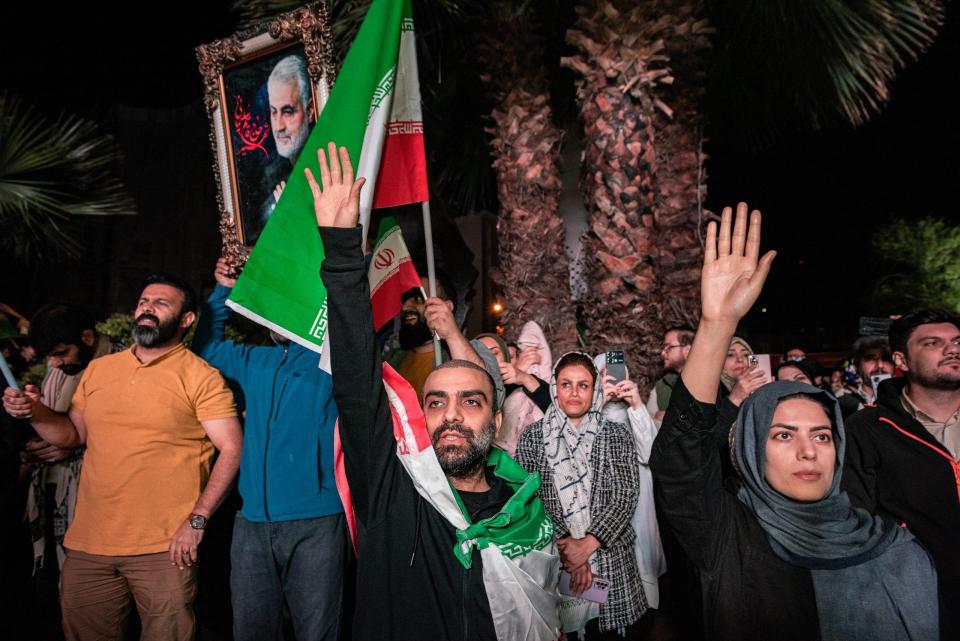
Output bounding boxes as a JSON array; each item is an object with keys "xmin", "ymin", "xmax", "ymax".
[{"xmin": 700, "ymin": 203, "xmax": 776, "ymax": 326}]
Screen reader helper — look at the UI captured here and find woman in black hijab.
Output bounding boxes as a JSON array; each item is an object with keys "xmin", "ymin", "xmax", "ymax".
[{"xmin": 650, "ymin": 203, "xmax": 938, "ymax": 641}]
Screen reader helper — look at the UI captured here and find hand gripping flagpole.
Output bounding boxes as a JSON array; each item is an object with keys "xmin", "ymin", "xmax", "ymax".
[{"xmin": 422, "ymin": 200, "xmax": 442, "ymax": 367}]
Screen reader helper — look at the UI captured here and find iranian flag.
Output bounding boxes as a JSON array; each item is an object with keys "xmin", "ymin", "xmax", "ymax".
[
  {"xmin": 368, "ymin": 216, "xmax": 422, "ymax": 331},
  {"xmin": 226, "ymin": 0, "xmax": 428, "ymax": 351},
  {"xmin": 334, "ymin": 363, "xmax": 563, "ymax": 641}
]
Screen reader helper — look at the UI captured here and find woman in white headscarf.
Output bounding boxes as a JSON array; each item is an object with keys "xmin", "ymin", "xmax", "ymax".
[
  {"xmin": 495, "ymin": 321, "xmax": 553, "ymax": 456},
  {"xmin": 515, "ymin": 352, "xmax": 646, "ymax": 639}
]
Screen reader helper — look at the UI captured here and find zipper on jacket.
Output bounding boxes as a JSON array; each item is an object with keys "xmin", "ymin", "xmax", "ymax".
[
  {"xmin": 879, "ymin": 416, "xmax": 960, "ymax": 503},
  {"xmin": 461, "ymin": 565, "xmax": 469, "ymax": 641},
  {"xmin": 262, "ymin": 345, "xmax": 290, "ymax": 521}
]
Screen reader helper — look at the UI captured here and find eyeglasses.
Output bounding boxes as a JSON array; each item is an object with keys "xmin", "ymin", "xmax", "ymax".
[{"xmin": 661, "ymin": 344, "xmax": 682, "ymax": 353}]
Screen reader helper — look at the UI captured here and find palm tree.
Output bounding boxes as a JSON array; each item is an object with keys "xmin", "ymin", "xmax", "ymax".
[
  {"xmin": 562, "ymin": 0, "xmax": 944, "ymax": 392},
  {"xmin": 0, "ymin": 93, "xmax": 136, "ymax": 261},
  {"xmin": 476, "ymin": 6, "xmax": 579, "ymax": 352}
]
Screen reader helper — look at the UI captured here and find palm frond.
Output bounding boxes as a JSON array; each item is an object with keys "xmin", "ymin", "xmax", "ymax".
[
  {"xmin": 707, "ymin": 0, "xmax": 945, "ymax": 146},
  {"xmin": 0, "ymin": 93, "xmax": 136, "ymax": 261}
]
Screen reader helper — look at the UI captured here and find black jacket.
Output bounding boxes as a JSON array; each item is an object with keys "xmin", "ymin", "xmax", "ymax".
[
  {"xmin": 842, "ymin": 376, "xmax": 959, "ymax": 640},
  {"xmin": 320, "ymin": 225, "xmax": 502, "ymax": 641},
  {"xmin": 650, "ymin": 379, "xmax": 821, "ymax": 641}
]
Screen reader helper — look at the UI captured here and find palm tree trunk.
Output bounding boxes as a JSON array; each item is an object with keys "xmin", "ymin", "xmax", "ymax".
[
  {"xmin": 477, "ymin": 13, "xmax": 579, "ymax": 354},
  {"xmin": 562, "ymin": 0, "xmax": 673, "ymax": 393},
  {"xmin": 650, "ymin": 0, "xmax": 711, "ymax": 329}
]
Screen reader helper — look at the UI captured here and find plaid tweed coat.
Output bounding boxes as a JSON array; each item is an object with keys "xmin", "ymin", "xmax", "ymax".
[{"xmin": 516, "ymin": 418, "xmax": 647, "ymax": 632}]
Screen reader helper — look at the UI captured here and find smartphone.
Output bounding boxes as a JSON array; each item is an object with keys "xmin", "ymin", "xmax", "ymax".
[
  {"xmin": 605, "ymin": 350, "xmax": 626, "ymax": 383},
  {"xmin": 558, "ymin": 570, "xmax": 611, "ymax": 604},
  {"xmin": 870, "ymin": 373, "xmax": 892, "ymax": 390},
  {"xmin": 749, "ymin": 354, "xmax": 773, "ymax": 379}
]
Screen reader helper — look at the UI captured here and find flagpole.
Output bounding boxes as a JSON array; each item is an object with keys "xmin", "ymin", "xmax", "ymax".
[{"xmin": 422, "ymin": 200, "xmax": 442, "ymax": 367}]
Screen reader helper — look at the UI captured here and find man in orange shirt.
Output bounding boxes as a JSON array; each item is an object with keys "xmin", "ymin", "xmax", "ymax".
[{"xmin": 3, "ymin": 274, "xmax": 243, "ymax": 641}]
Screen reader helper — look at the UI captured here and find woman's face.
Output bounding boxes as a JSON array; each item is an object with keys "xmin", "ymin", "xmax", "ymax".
[
  {"xmin": 724, "ymin": 342, "xmax": 751, "ymax": 381},
  {"xmin": 556, "ymin": 365, "xmax": 595, "ymax": 424},
  {"xmin": 764, "ymin": 399, "xmax": 836, "ymax": 502},
  {"xmin": 776, "ymin": 365, "xmax": 812, "ymax": 385}
]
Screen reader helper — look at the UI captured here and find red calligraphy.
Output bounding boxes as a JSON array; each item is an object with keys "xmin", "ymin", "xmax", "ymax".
[{"xmin": 232, "ymin": 94, "xmax": 270, "ymax": 158}]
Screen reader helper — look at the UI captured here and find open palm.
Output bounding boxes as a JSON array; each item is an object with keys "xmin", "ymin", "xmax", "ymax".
[
  {"xmin": 305, "ymin": 142, "xmax": 365, "ymax": 229},
  {"xmin": 701, "ymin": 202, "xmax": 776, "ymax": 324}
]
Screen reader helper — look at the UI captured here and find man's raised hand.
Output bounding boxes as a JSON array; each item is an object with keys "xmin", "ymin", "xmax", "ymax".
[
  {"xmin": 305, "ymin": 142, "xmax": 366, "ymax": 229},
  {"xmin": 700, "ymin": 203, "xmax": 776, "ymax": 326}
]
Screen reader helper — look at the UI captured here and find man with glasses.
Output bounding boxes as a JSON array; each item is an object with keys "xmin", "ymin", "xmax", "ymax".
[{"xmin": 647, "ymin": 326, "xmax": 695, "ymax": 423}]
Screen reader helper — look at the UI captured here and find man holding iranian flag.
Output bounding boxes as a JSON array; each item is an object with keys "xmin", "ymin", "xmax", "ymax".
[
  {"xmin": 314, "ymin": 139, "xmax": 560, "ymax": 640},
  {"xmin": 225, "ymin": 0, "xmax": 562, "ymax": 638}
]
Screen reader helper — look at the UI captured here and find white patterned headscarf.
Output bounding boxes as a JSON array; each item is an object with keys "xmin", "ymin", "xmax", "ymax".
[{"xmin": 543, "ymin": 352, "xmax": 605, "ymax": 543}]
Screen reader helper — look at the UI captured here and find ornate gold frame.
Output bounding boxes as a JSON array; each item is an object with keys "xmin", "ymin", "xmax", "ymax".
[{"xmin": 196, "ymin": 1, "xmax": 335, "ymax": 270}]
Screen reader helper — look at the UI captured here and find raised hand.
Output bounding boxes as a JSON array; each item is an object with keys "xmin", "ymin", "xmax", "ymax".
[
  {"xmin": 681, "ymin": 202, "xmax": 776, "ymax": 403},
  {"xmin": 700, "ymin": 203, "xmax": 776, "ymax": 325},
  {"xmin": 214, "ymin": 257, "xmax": 237, "ymax": 288},
  {"xmin": 304, "ymin": 142, "xmax": 366, "ymax": 229}
]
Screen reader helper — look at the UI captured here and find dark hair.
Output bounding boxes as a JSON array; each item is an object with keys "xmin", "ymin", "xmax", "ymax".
[
  {"xmin": 666, "ymin": 326, "xmax": 695, "ymax": 347},
  {"xmin": 775, "ymin": 359, "xmax": 817, "ymax": 384},
  {"xmin": 29, "ymin": 303, "xmax": 95, "ymax": 358},
  {"xmin": 889, "ymin": 309, "xmax": 960, "ymax": 355},
  {"xmin": 140, "ymin": 273, "xmax": 197, "ymax": 315},
  {"xmin": 433, "ymin": 359, "xmax": 497, "ymax": 399},
  {"xmin": 852, "ymin": 335, "xmax": 890, "ymax": 364},
  {"xmin": 553, "ymin": 352, "xmax": 598, "ymax": 385}
]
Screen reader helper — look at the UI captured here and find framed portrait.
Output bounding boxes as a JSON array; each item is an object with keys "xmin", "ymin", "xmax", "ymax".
[{"xmin": 197, "ymin": 2, "xmax": 335, "ymax": 262}]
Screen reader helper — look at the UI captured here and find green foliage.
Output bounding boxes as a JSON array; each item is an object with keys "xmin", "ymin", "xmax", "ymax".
[
  {"xmin": 708, "ymin": 0, "xmax": 945, "ymax": 147},
  {"xmin": 95, "ymin": 313, "xmax": 134, "ymax": 347},
  {"xmin": 0, "ymin": 93, "xmax": 136, "ymax": 261},
  {"xmin": 18, "ymin": 362, "xmax": 47, "ymax": 389},
  {"xmin": 872, "ymin": 217, "xmax": 960, "ymax": 313}
]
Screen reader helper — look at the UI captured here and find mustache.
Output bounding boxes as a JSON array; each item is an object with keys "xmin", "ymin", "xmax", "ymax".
[{"xmin": 432, "ymin": 422, "xmax": 473, "ymax": 443}]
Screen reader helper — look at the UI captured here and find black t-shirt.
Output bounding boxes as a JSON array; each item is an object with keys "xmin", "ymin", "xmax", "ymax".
[{"xmin": 457, "ymin": 469, "xmax": 512, "ymax": 522}]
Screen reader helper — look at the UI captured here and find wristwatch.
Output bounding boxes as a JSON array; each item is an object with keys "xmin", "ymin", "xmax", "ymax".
[{"xmin": 189, "ymin": 513, "xmax": 208, "ymax": 530}]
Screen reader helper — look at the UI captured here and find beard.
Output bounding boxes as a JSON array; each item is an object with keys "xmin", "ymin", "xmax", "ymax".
[
  {"xmin": 131, "ymin": 313, "xmax": 181, "ymax": 348},
  {"xmin": 59, "ymin": 341, "xmax": 95, "ymax": 375},
  {"xmin": 399, "ymin": 317, "xmax": 433, "ymax": 351},
  {"xmin": 276, "ymin": 124, "xmax": 309, "ymax": 160},
  {"xmin": 431, "ymin": 420, "xmax": 497, "ymax": 479},
  {"xmin": 913, "ymin": 368, "xmax": 960, "ymax": 391}
]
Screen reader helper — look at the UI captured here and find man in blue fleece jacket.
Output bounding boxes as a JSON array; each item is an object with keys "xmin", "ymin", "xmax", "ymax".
[{"xmin": 192, "ymin": 259, "xmax": 345, "ymax": 641}]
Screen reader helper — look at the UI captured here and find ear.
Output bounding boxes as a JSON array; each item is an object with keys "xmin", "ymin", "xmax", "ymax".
[
  {"xmin": 179, "ymin": 311, "xmax": 197, "ymax": 330},
  {"xmin": 892, "ymin": 350, "xmax": 909, "ymax": 372},
  {"xmin": 80, "ymin": 329, "xmax": 96, "ymax": 347},
  {"xmin": 681, "ymin": 345, "xmax": 692, "ymax": 358},
  {"xmin": 493, "ymin": 409, "xmax": 503, "ymax": 433}
]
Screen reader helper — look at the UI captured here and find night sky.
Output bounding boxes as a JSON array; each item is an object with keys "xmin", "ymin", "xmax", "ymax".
[{"xmin": 2, "ymin": 2, "xmax": 957, "ymax": 354}]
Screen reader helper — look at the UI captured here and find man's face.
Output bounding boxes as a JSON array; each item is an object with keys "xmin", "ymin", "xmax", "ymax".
[
  {"xmin": 132, "ymin": 284, "xmax": 192, "ymax": 348},
  {"xmin": 858, "ymin": 347, "xmax": 895, "ymax": 386},
  {"xmin": 898, "ymin": 323, "xmax": 960, "ymax": 391},
  {"xmin": 46, "ymin": 335, "xmax": 95, "ymax": 376},
  {"xmin": 786, "ymin": 348, "xmax": 806, "ymax": 361},
  {"xmin": 401, "ymin": 292, "xmax": 426, "ymax": 327},
  {"xmin": 661, "ymin": 330, "xmax": 690, "ymax": 372},
  {"xmin": 268, "ymin": 78, "xmax": 311, "ymax": 160},
  {"xmin": 423, "ymin": 367, "xmax": 500, "ymax": 479}
]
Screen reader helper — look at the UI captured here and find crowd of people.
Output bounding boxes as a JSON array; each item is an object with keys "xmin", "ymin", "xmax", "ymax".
[{"xmin": 1, "ymin": 144, "xmax": 958, "ymax": 641}]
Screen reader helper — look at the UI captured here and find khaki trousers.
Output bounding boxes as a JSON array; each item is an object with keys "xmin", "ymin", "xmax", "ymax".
[{"xmin": 61, "ymin": 549, "xmax": 198, "ymax": 641}]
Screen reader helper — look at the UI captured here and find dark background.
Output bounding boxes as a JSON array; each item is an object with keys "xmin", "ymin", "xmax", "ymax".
[{"xmin": 1, "ymin": 1, "xmax": 957, "ymax": 355}]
